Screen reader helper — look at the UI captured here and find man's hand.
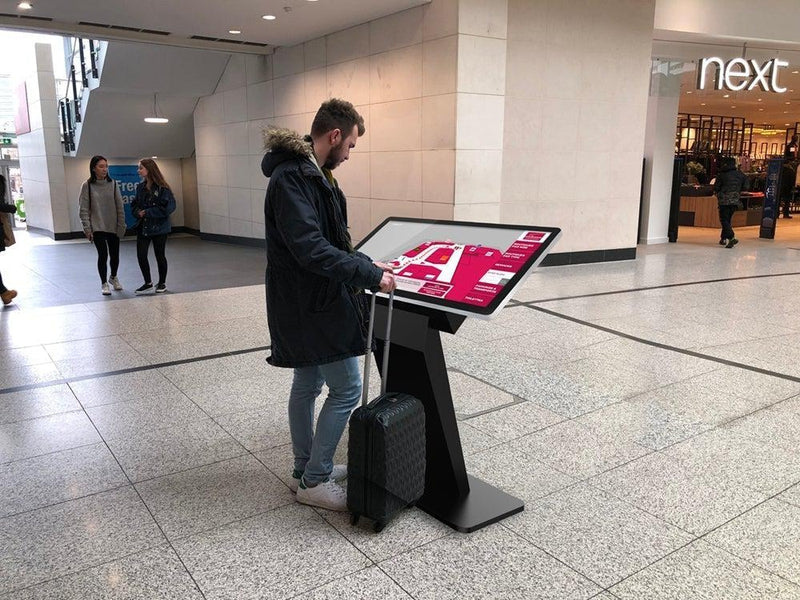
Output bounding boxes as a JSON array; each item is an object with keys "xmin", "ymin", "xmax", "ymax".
[
  {"xmin": 85, "ymin": 231, "xmax": 93, "ymax": 242},
  {"xmin": 373, "ymin": 261, "xmax": 394, "ymax": 272},
  {"xmin": 379, "ymin": 271, "xmax": 397, "ymax": 293}
]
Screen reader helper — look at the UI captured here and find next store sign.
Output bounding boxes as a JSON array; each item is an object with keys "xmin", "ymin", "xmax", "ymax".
[{"xmin": 696, "ymin": 57, "xmax": 789, "ymax": 93}]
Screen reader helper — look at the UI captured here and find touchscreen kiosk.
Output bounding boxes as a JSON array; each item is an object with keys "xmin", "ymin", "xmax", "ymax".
[
  {"xmin": 356, "ymin": 218, "xmax": 561, "ymax": 318},
  {"xmin": 356, "ymin": 218, "xmax": 561, "ymax": 533}
]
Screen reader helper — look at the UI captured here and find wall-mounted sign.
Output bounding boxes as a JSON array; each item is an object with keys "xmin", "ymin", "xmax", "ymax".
[
  {"xmin": 108, "ymin": 165, "xmax": 141, "ymax": 229},
  {"xmin": 696, "ymin": 57, "xmax": 789, "ymax": 93}
]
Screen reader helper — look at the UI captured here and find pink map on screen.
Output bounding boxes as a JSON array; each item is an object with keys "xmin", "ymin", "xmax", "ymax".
[{"xmin": 387, "ymin": 231, "xmax": 550, "ymax": 307}]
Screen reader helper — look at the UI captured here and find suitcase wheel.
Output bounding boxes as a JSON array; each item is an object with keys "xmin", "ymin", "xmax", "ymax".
[
  {"xmin": 350, "ymin": 514, "xmax": 359, "ymax": 526},
  {"xmin": 373, "ymin": 520, "xmax": 386, "ymax": 533}
]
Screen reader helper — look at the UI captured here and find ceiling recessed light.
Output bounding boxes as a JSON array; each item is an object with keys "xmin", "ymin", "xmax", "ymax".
[
  {"xmin": 229, "ymin": 29, "xmax": 241, "ymax": 34},
  {"xmin": 700, "ymin": 102, "xmax": 706, "ymax": 106},
  {"xmin": 262, "ymin": 14, "xmax": 276, "ymax": 20},
  {"xmin": 758, "ymin": 98, "xmax": 762, "ymax": 102},
  {"xmin": 18, "ymin": 1, "xmax": 32, "ymax": 9},
  {"xmin": 793, "ymin": 70, "xmax": 799, "ymax": 74},
  {"xmin": 723, "ymin": 94, "xmax": 730, "ymax": 98},
  {"xmin": 759, "ymin": 108, "xmax": 764, "ymax": 111},
  {"xmin": 686, "ymin": 91, "xmax": 692, "ymax": 94},
  {"xmin": 731, "ymin": 105, "xmax": 737, "ymax": 108},
  {"xmin": 786, "ymin": 101, "xmax": 791, "ymax": 104}
]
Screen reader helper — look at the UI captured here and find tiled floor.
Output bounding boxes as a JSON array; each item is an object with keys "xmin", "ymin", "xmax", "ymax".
[{"xmin": 3, "ymin": 222, "xmax": 800, "ymax": 599}]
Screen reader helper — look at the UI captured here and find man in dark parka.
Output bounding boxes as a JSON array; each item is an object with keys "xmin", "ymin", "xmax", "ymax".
[{"xmin": 262, "ymin": 98, "xmax": 396, "ymax": 511}]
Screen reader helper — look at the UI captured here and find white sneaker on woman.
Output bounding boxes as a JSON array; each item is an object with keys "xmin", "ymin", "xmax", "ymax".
[
  {"xmin": 109, "ymin": 276, "xmax": 122, "ymax": 291},
  {"xmin": 296, "ymin": 479, "xmax": 348, "ymax": 511},
  {"xmin": 101, "ymin": 282, "xmax": 111, "ymax": 296}
]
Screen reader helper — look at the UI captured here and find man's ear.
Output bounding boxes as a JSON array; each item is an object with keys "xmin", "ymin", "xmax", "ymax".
[{"xmin": 329, "ymin": 128, "xmax": 341, "ymax": 145}]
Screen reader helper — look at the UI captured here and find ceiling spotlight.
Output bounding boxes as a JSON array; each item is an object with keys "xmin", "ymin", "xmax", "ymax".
[
  {"xmin": 144, "ymin": 93, "xmax": 169, "ymax": 124},
  {"xmin": 723, "ymin": 94, "xmax": 730, "ymax": 98},
  {"xmin": 18, "ymin": 2, "xmax": 32, "ymax": 9},
  {"xmin": 731, "ymin": 105, "xmax": 737, "ymax": 109},
  {"xmin": 786, "ymin": 101, "xmax": 791, "ymax": 104},
  {"xmin": 686, "ymin": 91, "xmax": 692, "ymax": 94},
  {"xmin": 759, "ymin": 108, "xmax": 764, "ymax": 111},
  {"xmin": 262, "ymin": 14, "xmax": 276, "ymax": 20},
  {"xmin": 786, "ymin": 123, "xmax": 792, "ymax": 126},
  {"xmin": 793, "ymin": 70, "xmax": 799, "ymax": 74},
  {"xmin": 228, "ymin": 29, "xmax": 241, "ymax": 34},
  {"xmin": 700, "ymin": 102, "xmax": 706, "ymax": 106},
  {"xmin": 758, "ymin": 98, "xmax": 762, "ymax": 102}
]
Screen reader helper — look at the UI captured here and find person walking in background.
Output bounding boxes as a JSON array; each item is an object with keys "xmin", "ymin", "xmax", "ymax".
[
  {"xmin": 785, "ymin": 134, "xmax": 799, "ymax": 160},
  {"xmin": 261, "ymin": 98, "xmax": 396, "ymax": 511},
  {"xmin": 780, "ymin": 160, "xmax": 797, "ymax": 219},
  {"xmin": 714, "ymin": 156, "xmax": 747, "ymax": 249},
  {"xmin": 131, "ymin": 158, "xmax": 175, "ymax": 294},
  {"xmin": 79, "ymin": 155, "xmax": 126, "ymax": 295},
  {"xmin": 0, "ymin": 174, "xmax": 18, "ymax": 305}
]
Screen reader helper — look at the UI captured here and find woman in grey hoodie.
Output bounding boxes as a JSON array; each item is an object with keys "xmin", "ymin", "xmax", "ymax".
[{"xmin": 79, "ymin": 155, "xmax": 126, "ymax": 295}]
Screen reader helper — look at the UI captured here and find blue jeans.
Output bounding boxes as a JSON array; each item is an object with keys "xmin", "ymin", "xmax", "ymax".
[{"xmin": 288, "ymin": 356, "xmax": 361, "ymax": 485}]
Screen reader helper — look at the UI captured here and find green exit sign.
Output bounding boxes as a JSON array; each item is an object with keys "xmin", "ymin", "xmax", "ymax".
[{"xmin": 1, "ymin": 138, "xmax": 11, "ymax": 145}]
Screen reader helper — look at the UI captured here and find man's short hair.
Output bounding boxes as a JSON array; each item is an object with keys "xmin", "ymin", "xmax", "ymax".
[{"xmin": 311, "ymin": 98, "xmax": 365, "ymax": 138}]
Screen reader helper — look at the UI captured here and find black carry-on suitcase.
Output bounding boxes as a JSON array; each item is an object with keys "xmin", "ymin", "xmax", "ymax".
[{"xmin": 348, "ymin": 291, "xmax": 426, "ymax": 532}]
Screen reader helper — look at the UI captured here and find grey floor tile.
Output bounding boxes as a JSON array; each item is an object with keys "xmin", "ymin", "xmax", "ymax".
[
  {"xmin": 86, "ymin": 394, "xmax": 209, "ymax": 440},
  {"xmin": 0, "ymin": 362, "xmax": 63, "ymax": 390},
  {"xmin": 173, "ymin": 503, "xmax": 370, "ymax": 600},
  {"xmin": 322, "ymin": 506, "xmax": 452, "ymax": 563},
  {"xmin": 511, "ymin": 419, "xmax": 650, "ymax": 480},
  {"xmin": 0, "ymin": 345, "xmax": 53, "ymax": 370},
  {"xmin": 504, "ymin": 483, "xmax": 694, "ymax": 588},
  {"xmin": 215, "ymin": 404, "xmax": 292, "ymax": 452},
  {"xmin": 609, "ymin": 540, "xmax": 800, "ymax": 600},
  {"xmin": 181, "ymin": 372, "xmax": 292, "ymax": 417},
  {"xmin": 0, "ymin": 384, "xmax": 81, "ymax": 424},
  {"xmin": 722, "ymin": 404, "xmax": 800, "ymax": 452},
  {"xmin": 67, "ymin": 370, "xmax": 181, "ymax": 408},
  {"xmin": 0, "ymin": 487, "xmax": 165, "ymax": 594},
  {"xmin": 705, "ymin": 499, "xmax": 800, "ymax": 586},
  {"xmin": 158, "ymin": 356, "xmax": 257, "ymax": 391},
  {"xmin": 449, "ymin": 371, "xmax": 518, "ymax": 417},
  {"xmin": 379, "ymin": 525, "xmax": 601, "ymax": 600},
  {"xmin": 779, "ymin": 484, "xmax": 800, "ymax": 508},
  {"xmin": 589, "ymin": 453, "xmax": 767, "ymax": 535},
  {"xmin": 294, "ymin": 566, "xmax": 413, "ymax": 600},
  {"xmin": 465, "ymin": 443, "xmax": 576, "ymax": 504},
  {"xmin": 105, "ymin": 418, "xmax": 246, "ymax": 482},
  {"xmin": 457, "ymin": 420, "xmax": 502, "ymax": 456},
  {"xmin": 463, "ymin": 398, "xmax": 563, "ymax": 442},
  {"xmin": 0, "ymin": 442, "xmax": 127, "ymax": 518},
  {"xmin": 43, "ymin": 336, "xmax": 139, "ymax": 362},
  {"xmin": 54, "ymin": 351, "xmax": 151, "ymax": 379},
  {"xmin": 663, "ymin": 428, "xmax": 800, "ymax": 495},
  {"xmin": 2, "ymin": 545, "xmax": 203, "ymax": 599},
  {"xmin": 136, "ymin": 454, "xmax": 294, "ymax": 539},
  {"xmin": 0, "ymin": 411, "xmax": 101, "ymax": 464}
]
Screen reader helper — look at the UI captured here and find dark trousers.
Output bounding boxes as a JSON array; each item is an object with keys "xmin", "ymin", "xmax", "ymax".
[
  {"xmin": 0, "ymin": 268, "xmax": 6, "ymax": 293},
  {"xmin": 781, "ymin": 195, "xmax": 792, "ymax": 217},
  {"xmin": 719, "ymin": 205, "xmax": 736, "ymax": 241},
  {"xmin": 92, "ymin": 231, "xmax": 120, "ymax": 283},
  {"xmin": 136, "ymin": 233, "xmax": 168, "ymax": 285}
]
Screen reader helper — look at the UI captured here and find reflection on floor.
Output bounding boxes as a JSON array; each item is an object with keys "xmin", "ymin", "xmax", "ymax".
[{"xmin": 3, "ymin": 229, "xmax": 800, "ymax": 599}]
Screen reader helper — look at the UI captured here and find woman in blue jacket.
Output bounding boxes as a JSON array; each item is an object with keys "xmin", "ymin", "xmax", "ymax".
[{"xmin": 131, "ymin": 158, "xmax": 175, "ymax": 294}]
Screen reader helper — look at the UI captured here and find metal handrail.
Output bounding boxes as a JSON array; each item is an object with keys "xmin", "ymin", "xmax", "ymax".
[{"xmin": 58, "ymin": 37, "xmax": 103, "ymax": 152}]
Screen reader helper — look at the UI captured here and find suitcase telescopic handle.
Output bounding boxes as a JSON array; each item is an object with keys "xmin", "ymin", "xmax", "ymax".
[{"xmin": 361, "ymin": 289, "xmax": 394, "ymax": 406}]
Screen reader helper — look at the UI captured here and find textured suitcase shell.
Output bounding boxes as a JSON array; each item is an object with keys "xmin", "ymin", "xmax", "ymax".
[{"xmin": 347, "ymin": 391, "xmax": 425, "ymax": 529}]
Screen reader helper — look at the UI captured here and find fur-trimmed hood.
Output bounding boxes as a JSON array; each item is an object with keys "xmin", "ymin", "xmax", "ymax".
[{"xmin": 261, "ymin": 127, "xmax": 313, "ymax": 178}]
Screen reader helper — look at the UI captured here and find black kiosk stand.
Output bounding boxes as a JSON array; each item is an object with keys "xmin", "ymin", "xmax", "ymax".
[
  {"xmin": 372, "ymin": 300, "xmax": 523, "ymax": 532},
  {"xmin": 357, "ymin": 218, "xmax": 561, "ymax": 533}
]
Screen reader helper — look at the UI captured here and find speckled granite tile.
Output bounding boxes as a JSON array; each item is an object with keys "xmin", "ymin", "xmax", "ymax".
[
  {"xmin": 0, "ymin": 362, "xmax": 63, "ymax": 389},
  {"xmin": 465, "ymin": 443, "xmax": 575, "ymax": 504},
  {"xmin": 67, "ymin": 370, "xmax": 181, "ymax": 408},
  {"xmin": 663, "ymin": 428, "xmax": 800, "ymax": 496},
  {"xmin": 0, "ymin": 411, "xmax": 101, "ymax": 464},
  {"xmin": 778, "ymin": 484, "xmax": 800, "ymax": 508},
  {"xmin": 136, "ymin": 455, "xmax": 294, "ymax": 540},
  {"xmin": 504, "ymin": 483, "xmax": 693, "ymax": 587},
  {"xmin": 1, "ymin": 545, "xmax": 202, "ymax": 599},
  {"xmin": 512, "ymin": 420, "xmax": 650, "ymax": 480},
  {"xmin": 463, "ymin": 398, "xmax": 563, "ymax": 442},
  {"xmin": 449, "ymin": 371, "xmax": 518, "ymax": 417},
  {"xmin": 105, "ymin": 418, "xmax": 245, "ymax": 482},
  {"xmin": 215, "ymin": 405, "xmax": 292, "ymax": 452},
  {"xmin": 322, "ymin": 506, "xmax": 451, "ymax": 563},
  {"xmin": 0, "ymin": 384, "xmax": 81, "ymax": 424},
  {"xmin": 589, "ymin": 453, "xmax": 766, "ymax": 535},
  {"xmin": 86, "ymin": 394, "xmax": 209, "ymax": 440},
  {"xmin": 705, "ymin": 500, "xmax": 800, "ymax": 586},
  {"xmin": 157, "ymin": 356, "xmax": 253, "ymax": 391},
  {"xmin": 0, "ymin": 442, "xmax": 127, "ymax": 517},
  {"xmin": 0, "ymin": 486, "xmax": 164, "ymax": 594},
  {"xmin": 294, "ymin": 566, "xmax": 413, "ymax": 599},
  {"xmin": 684, "ymin": 366, "xmax": 800, "ymax": 406},
  {"xmin": 253, "ymin": 443, "xmax": 349, "ymax": 493},
  {"xmin": 0, "ymin": 345, "xmax": 53, "ymax": 370},
  {"xmin": 43, "ymin": 336, "xmax": 139, "ymax": 362},
  {"xmin": 457, "ymin": 420, "xmax": 501, "ymax": 456},
  {"xmin": 173, "ymin": 503, "xmax": 370, "ymax": 600},
  {"xmin": 379, "ymin": 525, "xmax": 601, "ymax": 600},
  {"xmin": 181, "ymin": 372, "xmax": 293, "ymax": 417},
  {"xmin": 722, "ymin": 404, "xmax": 800, "ymax": 452},
  {"xmin": 609, "ymin": 540, "xmax": 800, "ymax": 600}
]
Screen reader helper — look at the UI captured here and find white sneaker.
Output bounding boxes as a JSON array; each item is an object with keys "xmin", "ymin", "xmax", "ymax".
[
  {"xmin": 101, "ymin": 282, "xmax": 111, "ymax": 296},
  {"xmin": 289, "ymin": 464, "xmax": 347, "ymax": 493},
  {"xmin": 296, "ymin": 479, "xmax": 348, "ymax": 511},
  {"xmin": 109, "ymin": 276, "xmax": 122, "ymax": 291}
]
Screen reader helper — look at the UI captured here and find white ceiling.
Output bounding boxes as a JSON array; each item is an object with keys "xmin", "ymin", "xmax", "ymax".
[{"xmin": 0, "ymin": 0, "xmax": 431, "ymax": 53}]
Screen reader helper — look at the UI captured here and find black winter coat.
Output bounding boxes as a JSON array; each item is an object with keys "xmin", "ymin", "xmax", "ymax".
[
  {"xmin": 714, "ymin": 166, "xmax": 747, "ymax": 206},
  {"xmin": 261, "ymin": 128, "xmax": 382, "ymax": 368}
]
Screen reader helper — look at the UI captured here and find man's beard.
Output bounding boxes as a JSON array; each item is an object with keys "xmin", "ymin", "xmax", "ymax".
[{"xmin": 323, "ymin": 141, "xmax": 346, "ymax": 170}]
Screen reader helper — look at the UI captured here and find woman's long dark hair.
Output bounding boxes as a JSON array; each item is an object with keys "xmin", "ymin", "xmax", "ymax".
[
  {"xmin": 88, "ymin": 155, "xmax": 111, "ymax": 183},
  {"xmin": 139, "ymin": 158, "xmax": 171, "ymax": 191}
]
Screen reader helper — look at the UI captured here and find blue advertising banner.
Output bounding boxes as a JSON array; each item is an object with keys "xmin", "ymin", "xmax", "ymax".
[
  {"xmin": 759, "ymin": 158, "xmax": 782, "ymax": 239},
  {"xmin": 108, "ymin": 165, "xmax": 140, "ymax": 229}
]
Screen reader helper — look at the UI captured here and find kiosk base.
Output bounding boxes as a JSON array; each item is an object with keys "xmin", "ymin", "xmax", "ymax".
[{"xmin": 419, "ymin": 475, "xmax": 524, "ymax": 533}]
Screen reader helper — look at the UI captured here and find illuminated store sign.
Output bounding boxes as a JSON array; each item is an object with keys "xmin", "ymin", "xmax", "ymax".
[{"xmin": 696, "ymin": 57, "xmax": 789, "ymax": 93}]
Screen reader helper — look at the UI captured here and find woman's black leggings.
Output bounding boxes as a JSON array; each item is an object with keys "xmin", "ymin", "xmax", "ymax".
[
  {"xmin": 0, "ymin": 268, "xmax": 6, "ymax": 293},
  {"xmin": 136, "ymin": 233, "xmax": 168, "ymax": 285},
  {"xmin": 92, "ymin": 231, "xmax": 120, "ymax": 283}
]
